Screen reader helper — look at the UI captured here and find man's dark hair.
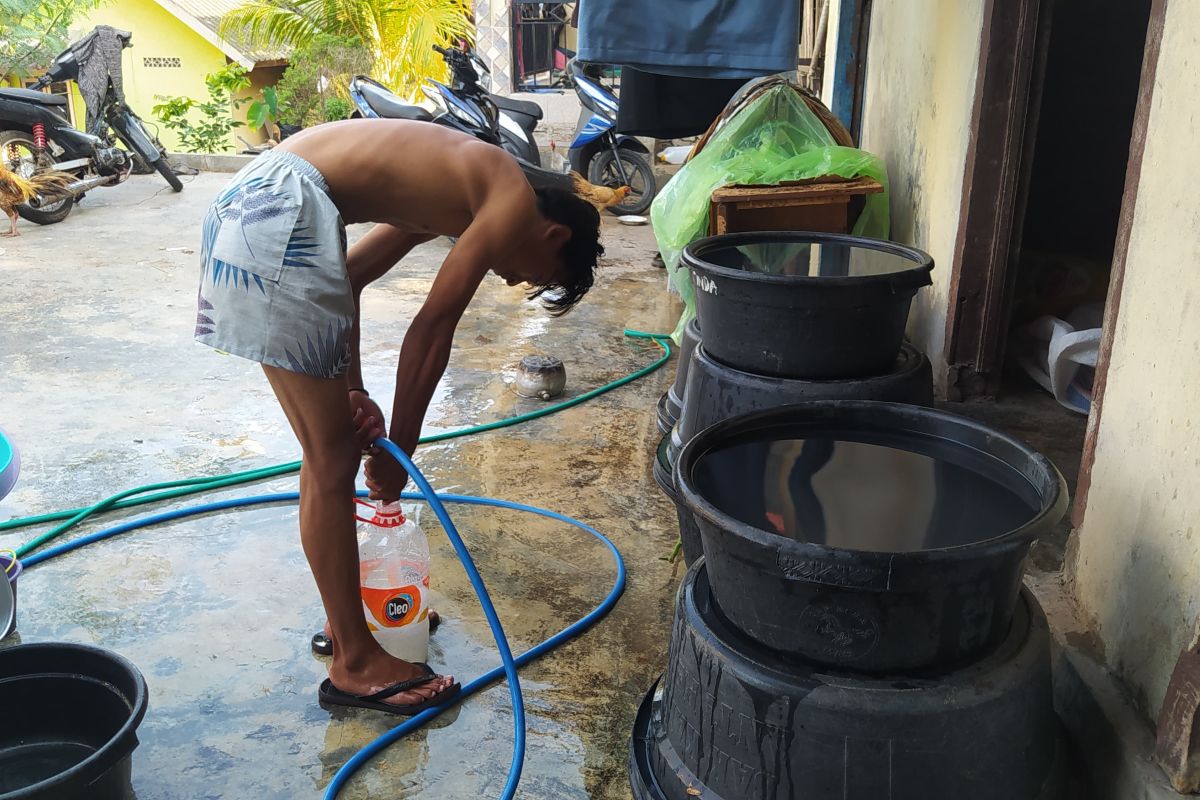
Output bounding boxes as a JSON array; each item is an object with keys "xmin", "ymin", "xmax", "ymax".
[{"xmin": 530, "ymin": 187, "xmax": 603, "ymax": 315}]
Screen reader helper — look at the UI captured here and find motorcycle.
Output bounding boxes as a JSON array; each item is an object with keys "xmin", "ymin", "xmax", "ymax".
[
  {"xmin": 0, "ymin": 26, "xmax": 181, "ymax": 226},
  {"xmin": 566, "ymin": 61, "xmax": 656, "ymax": 216},
  {"xmin": 350, "ymin": 44, "xmax": 545, "ymax": 168}
]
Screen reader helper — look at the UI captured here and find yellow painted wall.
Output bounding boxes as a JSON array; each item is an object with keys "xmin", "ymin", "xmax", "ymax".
[
  {"xmin": 1069, "ymin": 1, "xmax": 1200, "ymax": 717},
  {"xmin": 70, "ymin": 0, "xmax": 240, "ymax": 152},
  {"xmin": 856, "ymin": 0, "xmax": 986, "ymax": 393}
]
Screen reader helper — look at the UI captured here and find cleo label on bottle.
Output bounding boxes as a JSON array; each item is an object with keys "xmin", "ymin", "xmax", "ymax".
[{"xmin": 361, "ymin": 584, "xmax": 422, "ymax": 628}]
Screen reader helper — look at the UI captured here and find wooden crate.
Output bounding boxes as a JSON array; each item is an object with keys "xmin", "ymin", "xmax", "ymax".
[{"xmin": 708, "ymin": 176, "xmax": 885, "ymax": 236}]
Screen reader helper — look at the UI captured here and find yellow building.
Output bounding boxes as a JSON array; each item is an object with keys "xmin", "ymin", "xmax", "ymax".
[{"xmin": 65, "ymin": 0, "xmax": 288, "ymax": 152}]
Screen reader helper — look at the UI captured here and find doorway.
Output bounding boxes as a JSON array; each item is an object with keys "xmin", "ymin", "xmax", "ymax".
[{"xmin": 942, "ymin": 0, "xmax": 1156, "ymax": 565}]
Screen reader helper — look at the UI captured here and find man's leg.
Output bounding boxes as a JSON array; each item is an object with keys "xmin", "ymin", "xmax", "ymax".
[
  {"xmin": 264, "ymin": 364, "xmax": 453, "ymax": 705},
  {"xmin": 310, "ymin": 226, "xmax": 440, "ymax": 657}
]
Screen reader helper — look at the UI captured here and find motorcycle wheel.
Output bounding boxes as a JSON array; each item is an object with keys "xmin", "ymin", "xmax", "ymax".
[
  {"xmin": 0, "ymin": 130, "xmax": 74, "ymax": 225},
  {"xmin": 587, "ymin": 147, "xmax": 656, "ymax": 216},
  {"xmin": 152, "ymin": 155, "xmax": 184, "ymax": 192}
]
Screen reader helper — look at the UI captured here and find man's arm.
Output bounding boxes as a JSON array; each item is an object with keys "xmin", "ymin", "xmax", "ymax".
[
  {"xmin": 366, "ymin": 186, "xmax": 537, "ymax": 499},
  {"xmin": 345, "ymin": 225, "xmax": 435, "ymax": 390}
]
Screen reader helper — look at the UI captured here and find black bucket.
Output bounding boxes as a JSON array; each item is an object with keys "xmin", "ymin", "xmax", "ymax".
[
  {"xmin": 0, "ymin": 643, "xmax": 148, "ymax": 800},
  {"xmin": 629, "ymin": 559, "xmax": 1065, "ymax": 800},
  {"xmin": 0, "ymin": 554, "xmax": 21, "ymax": 639},
  {"xmin": 667, "ymin": 341, "xmax": 933, "ymax": 466},
  {"xmin": 675, "ymin": 401, "xmax": 1068, "ymax": 672},
  {"xmin": 682, "ymin": 232, "xmax": 933, "ymax": 379},
  {"xmin": 653, "ymin": 434, "xmax": 702, "ymax": 566},
  {"xmin": 655, "ymin": 320, "xmax": 702, "ymax": 435}
]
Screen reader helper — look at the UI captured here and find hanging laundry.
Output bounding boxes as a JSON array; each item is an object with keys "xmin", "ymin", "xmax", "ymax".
[
  {"xmin": 576, "ymin": 0, "xmax": 801, "ymax": 79},
  {"xmin": 616, "ymin": 67, "xmax": 748, "ymax": 138}
]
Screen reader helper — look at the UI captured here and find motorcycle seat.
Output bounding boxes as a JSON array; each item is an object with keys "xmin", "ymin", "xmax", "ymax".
[
  {"xmin": 0, "ymin": 88, "xmax": 67, "ymax": 106},
  {"xmin": 491, "ymin": 95, "xmax": 543, "ymax": 121},
  {"xmin": 359, "ymin": 83, "xmax": 433, "ymax": 122}
]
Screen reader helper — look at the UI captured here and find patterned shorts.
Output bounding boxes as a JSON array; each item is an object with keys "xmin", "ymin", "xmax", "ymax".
[{"xmin": 194, "ymin": 150, "xmax": 353, "ymax": 379}]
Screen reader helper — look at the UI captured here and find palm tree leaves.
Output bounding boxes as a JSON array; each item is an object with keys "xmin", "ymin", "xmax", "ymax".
[
  {"xmin": 284, "ymin": 318, "xmax": 353, "ymax": 378},
  {"xmin": 194, "ymin": 292, "xmax": 216, "ymax": 337},
  {"xmin": 200, "ymin": 176, "xmax": 314, "ymax": 294},
  {"xmin": 218, "ymin": 0, "xmax": 323, "ymax": 55},
  {"xmin": 283, "ymin": 232, "xmax": 321, "ymax": 268},
  {"xmin": 219, "ymin": 0, "xmax": 473, "ymax": 100},
  {"xmin": 224, "ymin": 181, "xmax": 295, "ymax": 229}
]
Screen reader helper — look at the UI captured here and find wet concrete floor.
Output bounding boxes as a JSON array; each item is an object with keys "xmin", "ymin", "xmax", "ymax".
[
  {"xmin": 0, "ymin": 173, "xmax": 682, "ymax": 799},
  {"xmin": 0, "ymin": 172, "xmax": 1088, "ymax": 800}
]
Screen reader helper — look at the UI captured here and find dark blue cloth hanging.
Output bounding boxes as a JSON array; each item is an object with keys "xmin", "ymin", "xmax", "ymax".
[{"xmin": 576, "ymin": 0, "xmax": 801, "ymax": 79}]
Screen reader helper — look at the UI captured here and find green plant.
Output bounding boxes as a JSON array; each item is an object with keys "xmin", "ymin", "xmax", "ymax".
[
  {"xmin": 153, "ymin": 64, "xmax": 251, "ymax": 153},
  {"xmin": 270, "ymin": 33, "xmax": 371, "ymax": 127},
  {"xmin": 219, "ymin": 0, "xmax": 473, "ymax": 99},
  {"xmin": 0, "ymin": 0, "xmax": 106, "ymax": 79},
  {"xmin": 323, "ymin": 96, "xmax": 352, "ymax": 121},
  {"xmin": 246, "ymin": 86, "xmax": 278, "ymax": 131}
]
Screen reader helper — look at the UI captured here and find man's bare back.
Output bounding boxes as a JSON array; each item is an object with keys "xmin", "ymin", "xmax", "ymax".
[{"xmin": 277, "ymin": 120, "xmax": 533, "ymax": 236}]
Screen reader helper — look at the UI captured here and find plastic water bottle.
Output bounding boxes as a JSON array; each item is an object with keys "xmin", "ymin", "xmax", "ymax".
[{"xmin": 356, "ymin": 499, "xmax": 430, "ymax": 663}]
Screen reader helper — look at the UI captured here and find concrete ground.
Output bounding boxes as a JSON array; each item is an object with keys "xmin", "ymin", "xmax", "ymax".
[
  {"xmin": 0, "ymin": 174, "xmax": 680, "ymax": 799},
  {"xmin": 0, "ymin": 170, "xmax": 1093, "ymax": 800}
]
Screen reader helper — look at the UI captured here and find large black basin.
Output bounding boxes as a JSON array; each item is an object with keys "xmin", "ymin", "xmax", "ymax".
[
  {"xmin": 675, "ymin": 401, "xmax": 1068, "ymax": 672},
  {"xmin": 630, "ymin": 560, "xmax": 1064, "ymax": 800},
  {"xmin": 0, "ymin": 643, "xmax": 147, "ymax": 800},
  {"xmin": 667, "ymin": 341, "xmax": 933, "ymax": 467},
  {"xmin": 654, "ymin": 433, "xmax": 702, "ymax": 566},
  {"xmin": 655, "ymin": 320, "xmax": 701, "ymax": 434},
  {"xmin": 682, "ymin": 232, "xmax": 933, "ymax": 379}
]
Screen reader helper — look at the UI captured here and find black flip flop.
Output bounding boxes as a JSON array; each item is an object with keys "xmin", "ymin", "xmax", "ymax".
[
  {"xmin": 311, "ymin": 611, "xmax": 441, "ymax": 656},
  {"xmin": 318, "ymin": 664, "xmax": 461, "ymax": 716}
]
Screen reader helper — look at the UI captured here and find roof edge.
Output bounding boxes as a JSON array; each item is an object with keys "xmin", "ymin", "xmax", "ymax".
[{"xmin": 149, "ymin": 0, "xmax": 256, "ymax": 69}]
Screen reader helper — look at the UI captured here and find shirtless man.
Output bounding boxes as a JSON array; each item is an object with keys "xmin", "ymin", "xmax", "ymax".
[{"xmin": 194, "ymin": 120, "xmax": 603, "ymax": 715}]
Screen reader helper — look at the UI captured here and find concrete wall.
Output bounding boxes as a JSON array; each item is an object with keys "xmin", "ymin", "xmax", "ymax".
[
  {"xmin": 1069, "ymin": 1, "xmax": 1200, "ymax": 717},
  {"xmin": 856, "ymin": 0, "xmax": 985, "ymax": 392}
]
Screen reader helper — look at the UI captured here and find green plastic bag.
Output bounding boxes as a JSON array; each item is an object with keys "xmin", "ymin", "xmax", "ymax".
[{"xmin": 651, "ymin": 85, "xmax": 891, "ymax": 341}]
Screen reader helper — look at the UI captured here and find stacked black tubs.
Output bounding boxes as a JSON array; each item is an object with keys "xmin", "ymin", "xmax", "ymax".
[
  {"xmin": 635, "ymin": 403, "xmax": 1070, "ymax": 800},
  {"xmin": 653, "ymin": 233, "xmax": 936, "ymax": 565},
  {"xmin": 656, "ymin": 320, "xmax": 702, "ymax": 435},
  {"xmin": 632, "ymin": 560, "xmax": 1066, "ymax": 800},
  {"xmin": 639, "ymin": 232, "xmax": 1069, "ymax": 799}
]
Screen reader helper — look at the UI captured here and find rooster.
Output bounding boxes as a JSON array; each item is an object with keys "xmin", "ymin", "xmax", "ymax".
[
  {"xmin": 571, "ymin": 172, "xmax": 631, "ymax": 212},
  {"xmin": 0, "ymin": 161, "xmax": 74, "ymax": 237}
]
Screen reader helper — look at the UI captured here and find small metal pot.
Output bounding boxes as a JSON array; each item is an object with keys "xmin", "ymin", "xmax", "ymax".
[{"xmin": 514, "ymin": 355, "xmax": 567, "ymax": 400}]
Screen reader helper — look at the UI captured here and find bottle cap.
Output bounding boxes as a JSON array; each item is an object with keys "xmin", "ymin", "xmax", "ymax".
[
  {"xmin": 373, "ymin": 501, "xmax": 405, "ymax": 527},
  {"xmin": 354, "ymin": 498, "xmax": 405, "ymax": 527}
]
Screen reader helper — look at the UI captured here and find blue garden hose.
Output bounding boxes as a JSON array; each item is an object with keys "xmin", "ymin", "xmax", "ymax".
[{"xmin": 21, "ymin": 439, "xmax": 627, "ymax": 800}]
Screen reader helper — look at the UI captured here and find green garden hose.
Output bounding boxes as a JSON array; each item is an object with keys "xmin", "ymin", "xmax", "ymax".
[{"xmin": 2, "ymin": 330, "xmax": 671, "ymax": 557}]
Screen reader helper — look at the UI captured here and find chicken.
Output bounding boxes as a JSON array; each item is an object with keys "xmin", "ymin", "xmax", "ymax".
[
  {"xmin": 0, "ymin": 161, "xmax": 74, "ymax": 237},
  {"xmin": 571, "ymin": 172, "xmax": 631, "ymax": 211},
  {"xmin": 546, "ymin": 141, "xmax": 570, "ymax": 174}
]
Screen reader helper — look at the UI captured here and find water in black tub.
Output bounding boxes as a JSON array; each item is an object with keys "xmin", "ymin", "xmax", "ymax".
[{"xmin": 692, "ymin": 436, "xmax": 1039, "ymax": 552}]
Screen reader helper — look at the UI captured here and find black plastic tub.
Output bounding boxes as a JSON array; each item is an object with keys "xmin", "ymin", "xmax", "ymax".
[
  {"xmin": 675, "ymin": 401, "xmax": 1068, "ymax": 672},
  {"xmin": 653, "ymin": 434, "xmax": 702, "ymax": 566},
  {"xmin": 0, "ymin": 643, "xmax": 148, "ymax": 800},
  {"xmin": 667, "ymin": 342, "xmax": 933, "ymax": 467},
  {"xmin": 655, "ymin": 320, "xmax": 701, "ymax": 434},
  {"xmin": 630, "ymin": 559, "xmax": 1065, "ymax": 800},
  {"xmin": 682, "ymin": 232, "xmax": 933, "ymax": 379},
  {"xmin": 0, "ymin": 553, "xmax": 21, "ymax": 639}
]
